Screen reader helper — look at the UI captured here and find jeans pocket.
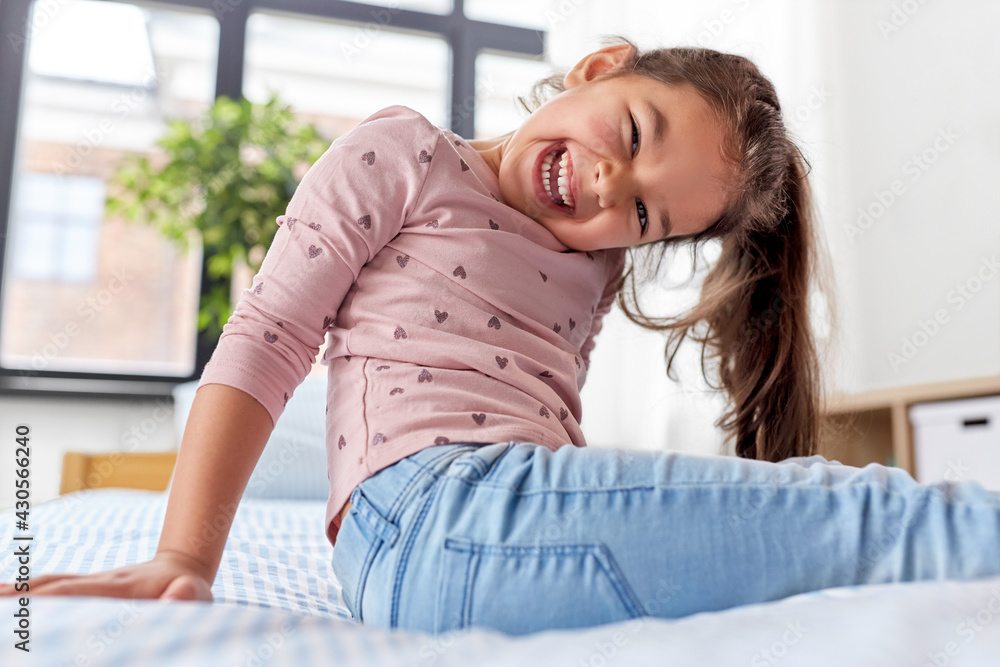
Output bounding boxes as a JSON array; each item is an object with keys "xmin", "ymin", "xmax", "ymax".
[{"xmin": 434, "ymin": 537, "xmax": 644, "ymax": 635}]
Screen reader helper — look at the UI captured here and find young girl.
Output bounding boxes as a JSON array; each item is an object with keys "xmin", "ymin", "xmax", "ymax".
[{"xmin": 4, "ymin": 37, "xmax": 1000, "ymax": 636}]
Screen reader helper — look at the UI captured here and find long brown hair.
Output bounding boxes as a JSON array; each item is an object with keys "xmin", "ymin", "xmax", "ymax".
[{"xmin": 519, "ymin": 36, "xmax": 843, "ymax": 461}]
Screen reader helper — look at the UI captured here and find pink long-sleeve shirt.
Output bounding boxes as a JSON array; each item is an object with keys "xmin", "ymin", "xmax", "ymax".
[{"xmin": 198, "ymin": 105, "xmax": 626, "ymax": 545}]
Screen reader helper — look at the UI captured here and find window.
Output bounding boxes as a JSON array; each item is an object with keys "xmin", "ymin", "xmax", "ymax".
[
  {"xmin": 474, "ymin": 50, "xmax": 552, "ymax": 140},
  {"xmin": 0, "ymin": 0, "xmax": 545, "ymax": 393},
  {"xmin": 0, "ymin": 0, "xmax": 216, "ymax": 379},
  {"xmin": 9, "ymin": 174, "xmax": 104, "ymax": 283},
  {"xmin": 348, "ymin": 0, "xmax": 452, "ymax": 14},
  {"xmin": 243, "ymin": 11, "xmax": 450, "ymax": 137},
  {"xmin": 464, "ymin": 0, "xmax": 549, "ymax": 30}
]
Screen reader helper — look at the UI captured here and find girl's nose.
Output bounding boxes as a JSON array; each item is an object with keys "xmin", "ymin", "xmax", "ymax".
[{"xmin": 594, "ymin": 160, "xmax": 628, "ymax": 210}]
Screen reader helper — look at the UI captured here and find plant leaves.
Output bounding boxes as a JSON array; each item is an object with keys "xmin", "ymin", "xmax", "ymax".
[{"xmin": 104, "ymin": 94, "xmax": 330, "ymax": 337}]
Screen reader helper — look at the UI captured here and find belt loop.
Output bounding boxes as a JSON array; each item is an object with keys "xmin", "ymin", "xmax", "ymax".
[{"xmin": 350, "ymin": 487, "xmax": 401, "ymax": 547}]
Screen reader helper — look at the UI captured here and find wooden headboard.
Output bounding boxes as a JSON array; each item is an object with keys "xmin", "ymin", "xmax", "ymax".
[{"xmin": 59, "ymin": 451, "xmax": 178, "ymax": 495}]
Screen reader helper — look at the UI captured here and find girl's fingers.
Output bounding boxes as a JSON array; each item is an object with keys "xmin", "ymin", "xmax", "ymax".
[
  {"xmin": 4, "ymin": 573, "xmax": 139, "ymax": 599},
  {"xmin": 21, "ymin": 578, "xmax": 130, "ymax": 598},
  {"xmin": 0, "ymin": 573, "xmax": 81, "ymax": 595},
  {"xmin": 1, "ymin": 563, "xmax": 210, "ymax": 601},
  {"xmin": 19, "ymin": 573, "xmax": 82, "ymax": 586},
  {"xmin": 0, "ymin": 582, "xmax": 22, "ymax": 596}
]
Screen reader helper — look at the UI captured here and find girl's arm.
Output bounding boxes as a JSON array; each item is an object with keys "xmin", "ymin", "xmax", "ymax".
[
  {"xmin": 0, "ymin": 383, "xmax": 272, "ymax": 601},
  {"xmin": 0, "ymin": 106, "xmax": 437, "ymax": 601},
  {"xmin": 155, "ymin": 383, "xmax": 274, "ymax": 583}
]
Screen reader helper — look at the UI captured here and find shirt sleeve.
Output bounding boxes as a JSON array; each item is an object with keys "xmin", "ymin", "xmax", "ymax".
[
  {"xmin": 580, "ymin": 248, "xmax": 626, "ymax": 371},
  {"xmin": 197, "ymin": 106, "xmax": 439, "ymax": 426}
]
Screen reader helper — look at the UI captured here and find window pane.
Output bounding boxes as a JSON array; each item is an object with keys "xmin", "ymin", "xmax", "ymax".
[
  {"xmin": 343, "ymin": 0, "xmax": 452, "ymax": 14},
  {"xmin": 244, "ymin": 11, "xmax": 450, "ymax": 377},
  {"xmin": 8, "ymin": 174, "xmax": 105, "ymax": 283},
  {"xmin": 0, "ymin": 0, "xmax": 217, "ymax": 377},
  {"xmin": 245, "ymin": 11, "xmax": 450, "ymax": 137},
  {"xmin": 463, "ymin": 0, "xmax": 550, "ymax": 30},
  {"xmin": 474, "ymin": 51, "xmax": 552, "ymax": 140},
  {"xmin": 27, "ymin": 0, "xmax": 156, "ymax": 85}
]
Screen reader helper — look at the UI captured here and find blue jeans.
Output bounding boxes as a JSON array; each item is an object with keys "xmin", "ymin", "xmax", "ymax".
[{"xmin": 330, "ymin": 442, "xmax": 1000, "ymax": 636}]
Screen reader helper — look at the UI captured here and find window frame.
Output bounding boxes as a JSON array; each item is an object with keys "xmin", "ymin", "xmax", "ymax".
[{"xmin": 0, "ymin": 0, "xmax": 544, "ymax": 397}]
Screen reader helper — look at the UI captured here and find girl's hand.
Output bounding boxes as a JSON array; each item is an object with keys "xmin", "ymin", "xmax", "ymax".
[{"xmin": 0, "ymin": 550, "xmax": 214, "ymax": 602}]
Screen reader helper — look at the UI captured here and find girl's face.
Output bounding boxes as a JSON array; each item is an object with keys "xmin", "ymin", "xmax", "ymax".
[{"xmin": 474, "ymin": 46, "xmax": 732, "ymax": 252}]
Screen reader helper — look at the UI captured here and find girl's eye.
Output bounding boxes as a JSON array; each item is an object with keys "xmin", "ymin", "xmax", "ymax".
[
  {"xmin": 630, "ymin": 115, "xmax": 649, "ymax": 236},
  {"xmin": 635, "ymin": 198, "xmax": 649, "ymax": 236}
]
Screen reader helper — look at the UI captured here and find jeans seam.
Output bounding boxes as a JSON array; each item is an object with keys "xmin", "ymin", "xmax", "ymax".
[
  {"xmin": 425, "ymin": 480, "xmax": 993, "ymax": 508},
  {"xmin": 437, "ymin": 537, "xmax": 475, "ymax": 631},
  {"xmin": 593, "ymin": 543, "xmax": 645, "ymax": 618},
  {"xmin": 464, "ymin": 545, "xmax": 479, "ymax": 628},
  {"xmin": 351, "ymin": 518, "xmax": 383, "ymax": 622},
  {"xmin": 389, "ymin": 474, "xmax": 446, "ymax": 628}
]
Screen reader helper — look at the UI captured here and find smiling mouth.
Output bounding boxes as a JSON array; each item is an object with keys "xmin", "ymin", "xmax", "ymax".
[{"xmin": 539, "ymin": 145, "xmax": 574, "ymax": 211}]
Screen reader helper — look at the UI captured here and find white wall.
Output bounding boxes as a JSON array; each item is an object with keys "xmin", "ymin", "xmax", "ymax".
[{"xmin": 817, "ymin": 0, "xmax": 1000, "ymax": 390}]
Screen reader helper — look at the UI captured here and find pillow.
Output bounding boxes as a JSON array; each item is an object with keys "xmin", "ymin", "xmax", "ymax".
[{"xmin": 170, "ymin": 377, "xmax": 329, "ymax": 500}]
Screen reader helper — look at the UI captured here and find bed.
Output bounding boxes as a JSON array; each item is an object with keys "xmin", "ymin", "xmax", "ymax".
[{"xmin": 3, "ymin": 380, "xmax": 1000, "ymax": 666}]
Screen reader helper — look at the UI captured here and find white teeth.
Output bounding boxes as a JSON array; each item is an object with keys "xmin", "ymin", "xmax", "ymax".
[
  {"xmin": 539, "ymin": 148, "xmax": 573, "ymax": 208},
  {"xmin": 542, "ymin": 151, "xmax": 554, "ymax": 173},
  {"xmin": 557, "ymin": 151, "xmax": 573, "ymax": 207},
  {"xmin": 541, "ymin": 152, "xmax": 554, "ymax": 202}
]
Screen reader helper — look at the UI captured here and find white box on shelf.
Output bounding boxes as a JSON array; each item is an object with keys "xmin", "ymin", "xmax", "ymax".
[{"xmin": 909, "ymin": 395, "xmax": 1000, "ymax": 491}]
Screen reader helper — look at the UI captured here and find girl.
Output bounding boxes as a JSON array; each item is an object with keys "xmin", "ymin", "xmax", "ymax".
[{"xmin": 4, "ymin": 37, "xmax": 1000, "ymax": 636}]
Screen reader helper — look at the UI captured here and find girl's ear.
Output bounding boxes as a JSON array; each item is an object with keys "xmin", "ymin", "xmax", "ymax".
[{"xmin": 563, "ymin": 44, "xmax": 633, "ymax": 90}]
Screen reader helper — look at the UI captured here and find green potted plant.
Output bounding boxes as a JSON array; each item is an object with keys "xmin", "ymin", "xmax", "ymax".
[{"xmin": 105, "ymin": 94, "xmax": 329, "ymax": 337}]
